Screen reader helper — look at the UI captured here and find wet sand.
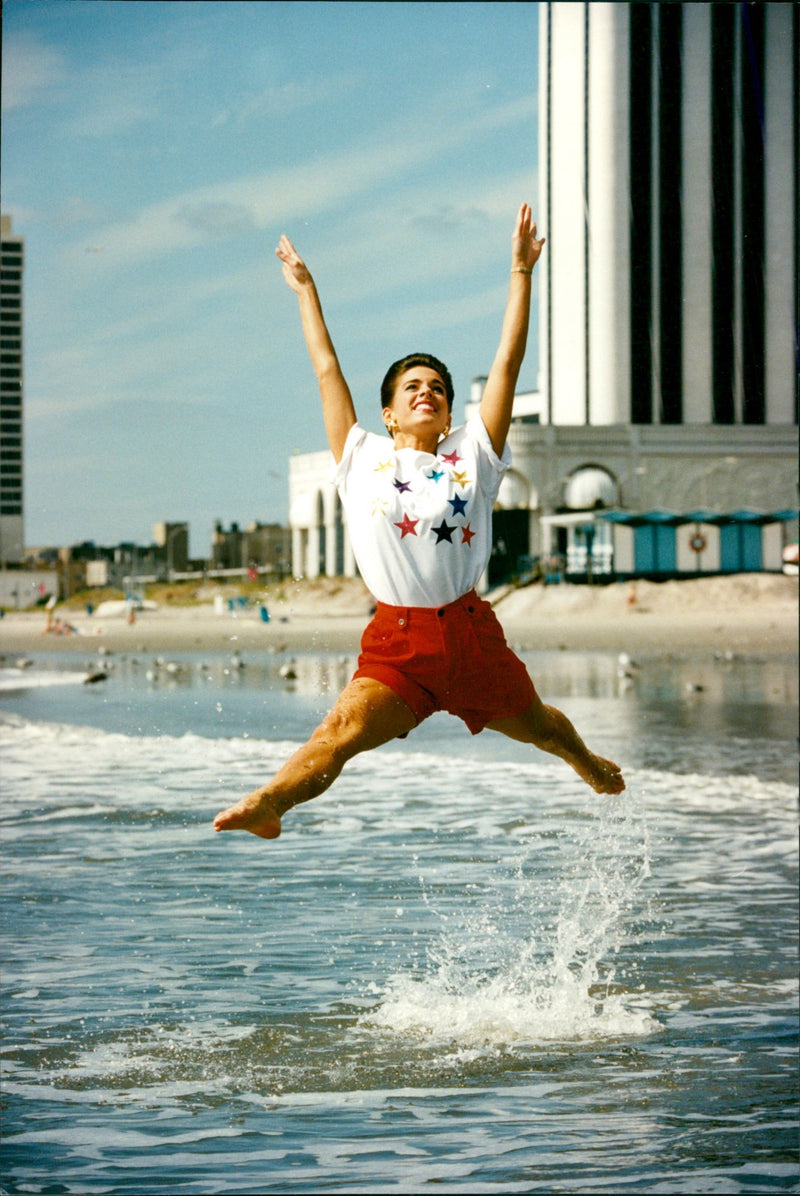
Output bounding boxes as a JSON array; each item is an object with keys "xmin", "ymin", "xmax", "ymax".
[{"xmin": 1, "ymin": 574, "xmax": 795, "ymax": 660}]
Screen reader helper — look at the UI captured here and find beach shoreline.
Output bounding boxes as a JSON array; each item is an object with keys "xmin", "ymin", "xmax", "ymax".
[{"xmin": 1, "ymin": 574, "xmax": 795, "ymax": 660}]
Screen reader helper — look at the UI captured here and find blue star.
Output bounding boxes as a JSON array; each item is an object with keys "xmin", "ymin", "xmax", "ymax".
[
  {"xmin": 427, "ymin": 467, "xmax": 445, "ymax": 483},
  {"xmin": 448, "ymin": 493, "xmax": 468, "ymax": 517},
  {"xmin": 393, "ymin": 478, "xmax": 412, "ymax": 493},
  {"xmin": 432, "ymin": 520, "xmax": 455, "ymax": 544}
]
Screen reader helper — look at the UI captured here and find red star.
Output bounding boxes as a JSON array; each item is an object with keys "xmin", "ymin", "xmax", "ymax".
[
  {"xmin": 441, "ymin": 449, "xmax": 462, "ymax": 466},
  {"xmin": 461, "ymin": 523, "xmax": 476, "ymax": 546},
  {"xmin": 394, "ymin": 513, "xmax": 419, "ymax": 538}
]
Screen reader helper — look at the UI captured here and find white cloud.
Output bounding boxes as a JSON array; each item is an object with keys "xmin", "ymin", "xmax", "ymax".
[
  {"xmin": 66, "ymin": 97, "xmax": 159, "ymax": 139},
  {"xmin": 62, "ymin": 93, "xmax": 536, "ymax": 271},
  {"xmin": 1, "ymin": 34, "xmax": 65, "ymax": 112},
  {"xmin": 312, "ymin": 171, "xmax": 539, "ymax": 303},
  {"xmin": 61, "ymin": 141, "xmax": 428, "ymax": 269},
  {"xmin": 212, "ymin": 73, "xmax": 359, "ymax": 128}
]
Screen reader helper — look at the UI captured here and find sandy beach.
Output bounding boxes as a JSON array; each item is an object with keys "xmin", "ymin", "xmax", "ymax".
[{"xmin": 0, "ymin": 573, "xmax": 796, "ymax": 660}]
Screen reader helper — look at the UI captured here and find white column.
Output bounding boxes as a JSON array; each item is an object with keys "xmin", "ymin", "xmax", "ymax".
[
  {"xmin": 538, "ymin": 1, "xmax": 551, "ymax": 418},
  {"xmin": 681, "ymin": 3, "xmax": 713, "ymax": 423},
  {"xmin": 549, "ymin": 1, "xmax": 587, "ymax": 424},
  {"xmin": 764, "ymin": 4, "xmax": 797, "ymax": 424},
  {"xmin": 587, "ymin": 2, "xmax": 630, "ymax": 425},
  {"xmin": 291, "ymin": 525, "xmax": 305, "ymax": 579},
  {"xmin": 343, "ymin": 525, "xmax": 357, "ymax": 580}
]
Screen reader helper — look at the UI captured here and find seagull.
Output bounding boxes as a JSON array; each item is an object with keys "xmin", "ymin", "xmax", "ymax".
[{"xmin": 617, "ymin": 652, "xmax": 639, "ymax": 679}]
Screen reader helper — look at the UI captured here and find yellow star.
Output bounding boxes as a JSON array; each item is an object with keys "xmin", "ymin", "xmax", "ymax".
[
  {"xmin": 451, "ymin": 470, "xmax": 471, "ymax": 487},
  {"xmin": 370, "ymin": 497, "xmax": 389, "ymax": 517},
  {"xmin": 374, "ymin": 458, "xmax": 394, "ymax": 474}
]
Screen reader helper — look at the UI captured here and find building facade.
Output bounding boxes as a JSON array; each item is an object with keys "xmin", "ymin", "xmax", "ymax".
[
  {"xmin": 538, "ymin": 1, "xmax": 797, "ymax": 429},
  {"xmin": 1, "ymin": 215, "xmax": 24, "ymax": 564}
]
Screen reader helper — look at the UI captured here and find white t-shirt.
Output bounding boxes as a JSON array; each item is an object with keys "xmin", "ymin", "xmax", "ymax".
[{"xmin": 333, "ymin": 414, "xmax": 510, "ymax": 607}]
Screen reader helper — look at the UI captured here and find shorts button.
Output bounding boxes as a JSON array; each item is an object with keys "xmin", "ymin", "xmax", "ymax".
[
  {"xmin": 468, "ymin": 605, "xmax": 474, "ymax": 613},
  {"xmin": 398, "ymin": 617, "xmax": 405, "ymax": 627},
  {"xmin": 437, "ymin": 609, "xmax": 444, "ymax": 618}
]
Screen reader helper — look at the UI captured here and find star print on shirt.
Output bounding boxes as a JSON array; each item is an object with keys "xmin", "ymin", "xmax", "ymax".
[
  {"xmin": 427, "ymin": 467, "xmax": 445, "ymax": 483},
  {"xmin": 432, "ymin": 520, "xmax": 455, "ymax": 544},
  {"xmin": 374, "ymin": 459, "xmax": 394, "ymax": 474},
  {"xmin": 451, "ymin": 469, "xmax": 471, "ymax": 487},
  {"xmin": 370, "ymin": 497, "xmax": 389, "ymax": 517},
  {"xmin": 394, "ymin": 513, "xmax": 419, "ymax": 538},
  {"xmin": 440, "ymin": 450, "xmax": 462, "ymax": 466},
  {"xmin": 461, "ymin": 523, "xmax": 476, "ymax": 546},
  {"xmin": 393, "ymin": 478, "xmax": 412, "ymax": 493},
  {"xmin": 447, "ymin": 493, "xmax": 468, "ymax": 517}
]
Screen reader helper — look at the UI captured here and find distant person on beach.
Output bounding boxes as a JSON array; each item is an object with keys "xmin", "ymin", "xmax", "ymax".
[{"xmin": 214, "ymin": 204, "xmax": 624, "ymax": 840}]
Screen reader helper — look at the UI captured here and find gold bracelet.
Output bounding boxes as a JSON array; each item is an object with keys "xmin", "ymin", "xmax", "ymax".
[{"xmin": 511, "ymin": 267, "xmax": 533, "ymax": 274}]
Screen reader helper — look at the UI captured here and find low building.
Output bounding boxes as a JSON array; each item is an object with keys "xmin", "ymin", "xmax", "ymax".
[
  {"xmin": 211, "ymin": 521, "xmax": 290, "ymax": 576},
  {"xmin": 0, "ymin": 569, "xmax": 56, "ymax": 609},
  {"xmin": 288, "ymin": 453, "xmax": 352, "ymax": 581},
  {"xmin": 152, "ymin": 522, "xmax": 189, "ymax": 576},
  {"xmin": 493, "ymin": 409, "xmax": 798, "ymax": 583}
]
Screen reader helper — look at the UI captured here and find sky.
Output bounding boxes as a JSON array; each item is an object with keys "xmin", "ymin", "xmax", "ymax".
[{"xmin": 1, "ymin": 0, "xmax": 540, "ymax": 558}]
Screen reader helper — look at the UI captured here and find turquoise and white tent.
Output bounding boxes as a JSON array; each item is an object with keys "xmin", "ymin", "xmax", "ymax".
[{"xmin": 598, "ymin": 509, "xmax": 797, "ymax": 576}]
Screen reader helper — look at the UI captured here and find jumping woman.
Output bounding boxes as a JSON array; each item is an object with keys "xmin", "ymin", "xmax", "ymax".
[{"xmin": 214, "ymin": 204, "xmax": 624, "ymax": 840}]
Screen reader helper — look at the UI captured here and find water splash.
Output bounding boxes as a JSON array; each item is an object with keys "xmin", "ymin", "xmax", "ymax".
[{"xmin": 364, "ymin": 788, "xmax": 659, "ymax": 1048}]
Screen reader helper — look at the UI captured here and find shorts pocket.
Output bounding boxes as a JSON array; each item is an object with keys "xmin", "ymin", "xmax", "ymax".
[
  {"xmin": 467, "ymin": 604, "xmax": 509, "ymax": 656},
  {"xmin": 359, "ymin": 615, "xmax": 413, "ymax": 665}
]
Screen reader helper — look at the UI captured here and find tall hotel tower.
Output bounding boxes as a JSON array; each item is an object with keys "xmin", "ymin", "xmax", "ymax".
[
  {"xmin": 538, "ymin": 1, "xmax": 798, "ymax": 428},
  {"xmin": 0, "ymin": 215, "xmax": 24, "ymax": 565}
]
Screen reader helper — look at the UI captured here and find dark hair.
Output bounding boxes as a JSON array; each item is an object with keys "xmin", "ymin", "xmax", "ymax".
[{"xmin": 380, "ymin": 353, "xmax": 454, "ymax": 411}]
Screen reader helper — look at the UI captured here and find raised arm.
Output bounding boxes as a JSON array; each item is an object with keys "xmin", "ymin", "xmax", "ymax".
[
  {"xmin": 479, "ymin": 204, "xmax": 545, "ymax": 457},
  {"xmin": 276, "ymin": 235, "xmax": 357, "ymax": 462}
]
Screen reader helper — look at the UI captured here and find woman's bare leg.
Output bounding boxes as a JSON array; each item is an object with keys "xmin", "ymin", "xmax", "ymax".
[
  {"xmin": 487, "ymin": 694, "xmax": 625, "ymax": 794},
  {"xmin": 213, "ymin": 678, "xmax": 418, "ymax": 839}
]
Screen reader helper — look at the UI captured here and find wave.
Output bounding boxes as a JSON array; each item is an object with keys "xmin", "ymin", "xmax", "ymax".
[
  {"xmin": 2, "ymin": 712, "xmax": 795, "ymax": 1072},
  {"xmin": 1, "ymin": 711, "xmax": 795, "ymax": 805},
  {"xmin": 0, "ymin": 666, "xmax": 99, "ymax": 691}
]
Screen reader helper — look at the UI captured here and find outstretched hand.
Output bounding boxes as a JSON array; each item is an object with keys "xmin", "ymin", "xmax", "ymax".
[
  {"xmin": 512, "ymin": 203, "xmax": 545, "ymax": 272},
  {"xmin": 276, "ymin": 234, "xmax": 314, "ymax": 293}
]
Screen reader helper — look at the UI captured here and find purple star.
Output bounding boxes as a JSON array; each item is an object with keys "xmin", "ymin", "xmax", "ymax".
[{"xmin": 393, "ymin": 479, "xmax": 412, "ymax": 493}]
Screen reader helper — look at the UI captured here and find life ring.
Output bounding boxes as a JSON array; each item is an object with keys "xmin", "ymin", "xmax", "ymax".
[{"xmin": 690, "ymin": 532, "xmax": 707, "ymax": 553}]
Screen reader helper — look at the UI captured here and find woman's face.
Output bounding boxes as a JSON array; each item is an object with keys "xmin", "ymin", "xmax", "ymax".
[{"xmin": 383, "ymin": 366, "xmax": 450, "ymax": 445}]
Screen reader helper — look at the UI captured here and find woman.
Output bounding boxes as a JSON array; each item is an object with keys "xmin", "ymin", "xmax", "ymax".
[{"xmin": 214, "ymin": 204, "xmax": 624, "ymax": 840}]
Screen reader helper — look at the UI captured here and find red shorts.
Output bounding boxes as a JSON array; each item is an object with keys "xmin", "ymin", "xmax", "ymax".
[{"xmin": 353, "ymin": 589, "xmax": 536, "ymax": 734}]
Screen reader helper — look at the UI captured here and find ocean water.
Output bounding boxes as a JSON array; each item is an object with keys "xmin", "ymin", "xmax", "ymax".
[{"xmin": 1, "ymin": 647, "xmax": 798, "ymax": 1194}]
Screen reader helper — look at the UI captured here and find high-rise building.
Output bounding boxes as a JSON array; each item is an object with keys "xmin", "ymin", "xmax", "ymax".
[
  {"xmin": 0, "ymin": 214, "xmax": 24, "ymax": 564},
  {"xmin": 538, "ymin": 1, "xmax": 797, "ymax": 429}
]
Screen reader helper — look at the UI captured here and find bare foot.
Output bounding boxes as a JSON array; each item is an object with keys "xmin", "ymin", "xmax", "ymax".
[
  {"xmin": 213, "ymin": 788, "xmax": 283, "ymax": 839},
  {"xmin": 579, "ymin": 754, "xmax": 626, "ymax": 795}
]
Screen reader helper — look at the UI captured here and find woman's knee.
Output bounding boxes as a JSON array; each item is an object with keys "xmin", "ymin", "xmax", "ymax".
[
  {"xmin": 314, "ymin": 680, "xmax": 413, "ymax": 760},
  {"xmin": 488, "ymin": 695, "xmax": 555, "ymax": 746}
]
